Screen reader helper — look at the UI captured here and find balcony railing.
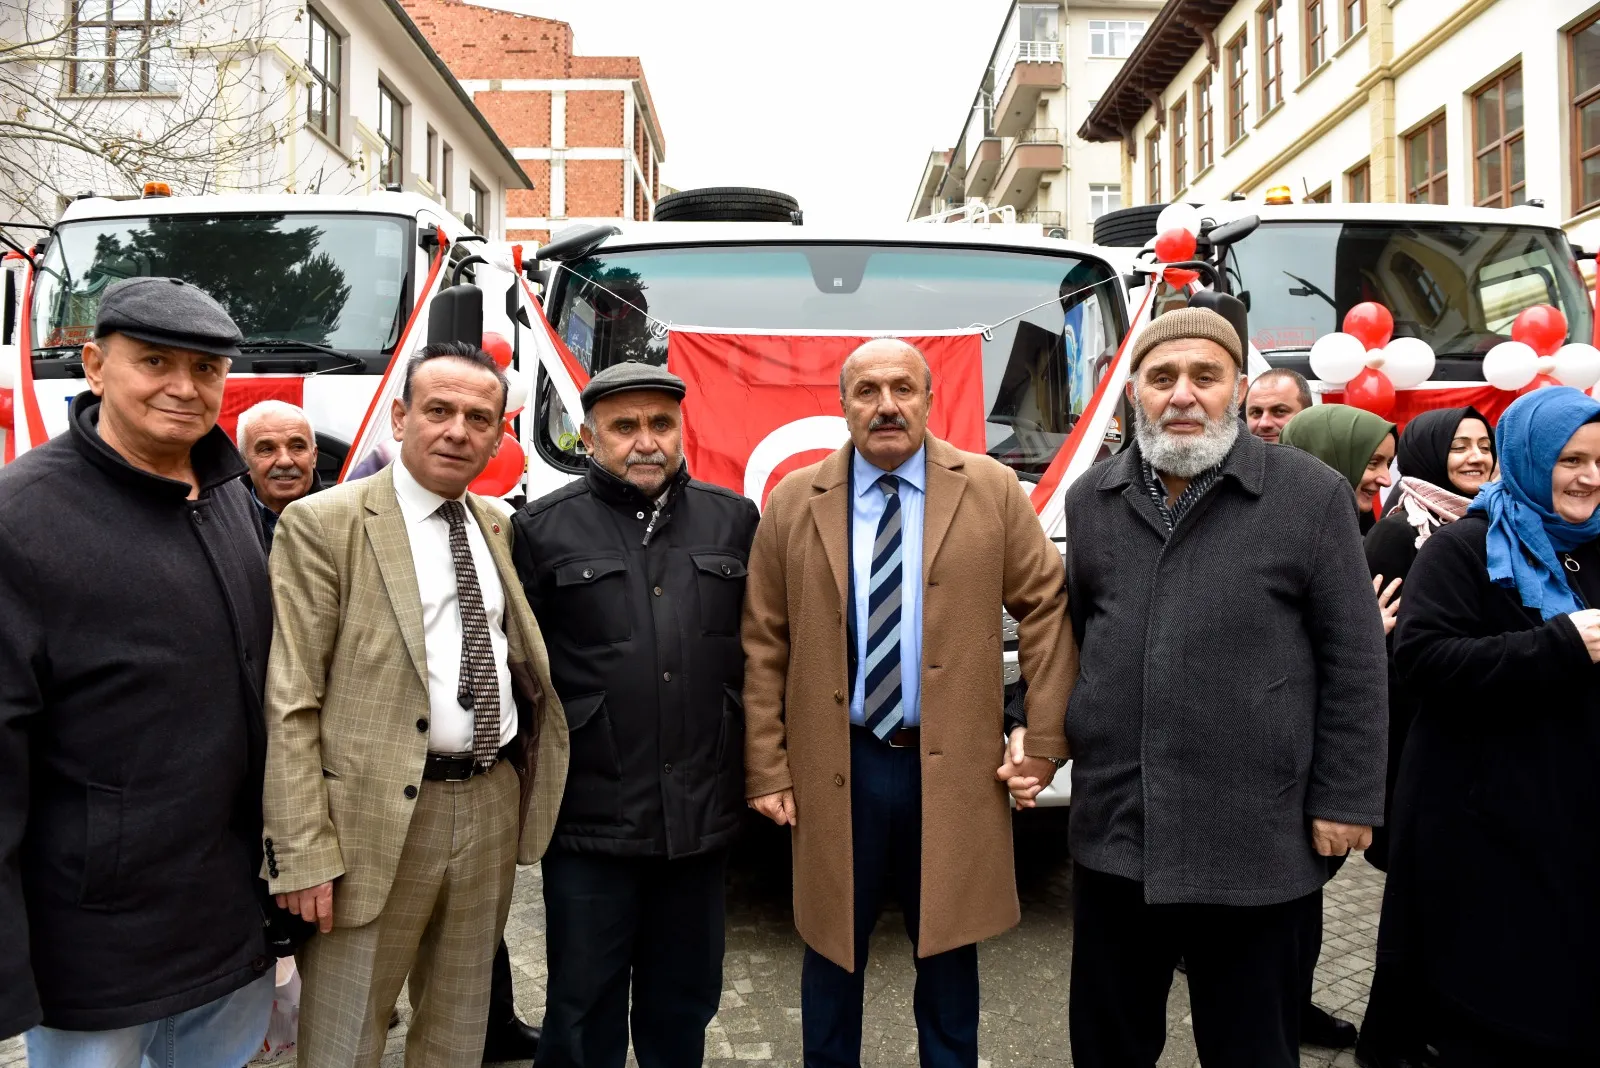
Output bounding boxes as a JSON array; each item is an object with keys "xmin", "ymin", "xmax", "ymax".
[
  {"xmin": 1017, "ymin": 127, "xmax": 1060, "ymax": 144},
  {"xmin": 1018, "ymin": 210, "xmax": 1062, "ymax": 225},
  {"xmin": 994, "ymin": 38, "xmax": 1063, "ymax": 99}
]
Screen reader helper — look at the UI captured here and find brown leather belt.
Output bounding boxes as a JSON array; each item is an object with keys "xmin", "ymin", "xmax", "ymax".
[
  {"xmin": 423, "ymin": 743, "xmax": 514, "ymax": 782},
  {"xmin": 853, "ymin": 724, "xmax": 920, "ymax": 749}
]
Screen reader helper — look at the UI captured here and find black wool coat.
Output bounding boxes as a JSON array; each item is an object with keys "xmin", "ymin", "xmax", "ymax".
[
  {"xmin": 1063, "ymin": 430, "xmax": 1388, "ymax": 906},
  {"xmin": 511, "ymin": 461, "xmax": 760, "ymax": 858},
  {"xmin": 0, "ymin": 394, "xmax": 273, "ymax": 1037},
  {"xmin": 1384, "ymin": 515, "xmax": 1600, "ymax": 1051}
]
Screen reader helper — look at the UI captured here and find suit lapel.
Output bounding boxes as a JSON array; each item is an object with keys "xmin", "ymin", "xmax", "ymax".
[
  {"xmin": 922, "ymin": 438, "xmax": 968, "ymax": 585},
  {"xmin": 807, "ymin": 446, "xmax": 853, "ymax": 611},
  {"xmin": 363, "ymin": 466, "xmax": 429, "ymax": 689}
]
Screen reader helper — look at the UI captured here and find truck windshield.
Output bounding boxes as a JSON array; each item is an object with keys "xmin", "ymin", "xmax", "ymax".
[
  {"xmin": 540, "ymin": 243, "xmax": 1127, "ymax": 479},
  {"xmin": 1226, "ymin": 221, "xmax": 1592, "ymax": 378},
  {"xmin": 32, "ymin": 213, "xmax": 411, "ymax": 354}
]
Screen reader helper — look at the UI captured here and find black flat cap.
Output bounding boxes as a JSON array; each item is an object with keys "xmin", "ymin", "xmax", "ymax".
[
  {"xmin": 580, "ymin": 361, "xmax": 686, "ymax": 411},
  {"xmin": 95, "ymin": 276, "xmax": 243, "ymax": 359}
]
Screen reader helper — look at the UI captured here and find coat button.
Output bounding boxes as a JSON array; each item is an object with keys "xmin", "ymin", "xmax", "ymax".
[
  {"xmin": 664, "ymin": 763, "xmax": 673, "ymax": 773},
  {"xmin": 268, "ymin": 864, "xmax": 278, "ymax": 877},
  {"xmin": 252, "ymin": 956, "xmax": 270, "ymax": 971},
  {"xmin": 264, "ymin": 837, "xmax": 273, "ymax": 849},
  {"xmin": 653, "ymin": 586, "xmax": 663, "ymax": 596},
  {"xmin": 582, "ymin": 567, "xmax": 594, "ymax": 579},
  {"xmin": 191, "ymin": 511, "xmax": 204, "ymax": 525},
  {"xmin": 833, "ymin": 774, "xmax": 845, "ymax": 787},
  {"xmin": 663, "ymin": 671, "xmax": 672, "ymax": 682},
  {"xmin": 416, "ymin": 718, "xmax": 429, "ymax": 733},
  {"xmin": 636, "ymin": 511, "xmax": 645, "ymax": 519},
  {"xmin": 721, "ymin": 563, "xmax": 731, "ymax": 575},
  {"xmin": 833, "ymin": 690, "xmax": 843, "ymax": 703},
  {"xmin": 404, "ymin": 785, "xmax": 418, "ymax": 799}
]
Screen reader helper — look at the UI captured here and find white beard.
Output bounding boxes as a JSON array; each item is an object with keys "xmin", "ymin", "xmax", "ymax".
[{"xmin": 1133, "ymin": 383, "xmax": 1242, "ymax": 479}]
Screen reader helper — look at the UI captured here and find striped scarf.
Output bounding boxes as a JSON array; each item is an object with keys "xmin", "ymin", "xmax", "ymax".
[{"xmin": 1394, "ymin": 476, "xmax": 1471, "ymax": 549}]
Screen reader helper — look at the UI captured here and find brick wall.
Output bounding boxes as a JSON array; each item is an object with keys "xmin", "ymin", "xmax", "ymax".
[
  {"xmin": 400, "ymin": 0, "xmax": 571, "ymax": 78},
  {"xmin": 565, "ymin": 159, "xmax": 624, "ymax": 217},
  {"xmin": 566, "ymin": 90, "xmax": 623, "ymax": 148},
  {"xmin": 508, "ymin": 160, "xmax": 550, "ymax": 217},
  {"xmin": 474, "ymin": 90, "xmax": 551, "ymax": 147}
]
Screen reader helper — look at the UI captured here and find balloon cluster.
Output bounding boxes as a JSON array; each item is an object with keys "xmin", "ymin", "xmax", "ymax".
[
  {"xmin": 1480, "ymin": 305, "xmax": 1600, "ymax": 392},
  {"xmin": 1308, "ymin": 303, "xmax": 1434, "ymax": 418},
  {"xmin": 1152, "ymin": 203, "xmax": 1202, "ymax": 288},
  {"xmin": 469, "ymin": 329, "xmax": 528, "ymax": 497}
]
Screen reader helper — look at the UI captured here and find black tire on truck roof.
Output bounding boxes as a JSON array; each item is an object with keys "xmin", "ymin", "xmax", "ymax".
[
  {"xmin": 653, "ymin": 186, "xmax": 800, "ymax": 222},
  {"xmin": 1092, "ymin": 203, "xmax": 1170, "ymax": 247}
]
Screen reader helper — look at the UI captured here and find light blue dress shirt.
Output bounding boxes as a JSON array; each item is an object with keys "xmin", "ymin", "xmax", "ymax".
[{"xmin": 849, "ymin": 446, "xmax": 926, "ymax": 728}]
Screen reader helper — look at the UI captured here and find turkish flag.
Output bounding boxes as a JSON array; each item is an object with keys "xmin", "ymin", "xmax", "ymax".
[
  {"xmin": 667, "ymin": 331, "xmax": 987, "ymax": 506},
  {"xmin": 1321, "ymin": 384, "xmax": 1517, "ymax": 432},
  {"xmin": 217, "ymin": 377, "xmax": 305, "ymax": 443}
]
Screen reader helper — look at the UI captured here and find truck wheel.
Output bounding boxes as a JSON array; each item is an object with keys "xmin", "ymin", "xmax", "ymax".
[
  {"xmin": 653, "ymin": 187, "xmax": 800, "ymax": 223},
  {"xmin": 1093, "ymin": 204, "xmax": 1170, "ymax": 247}
]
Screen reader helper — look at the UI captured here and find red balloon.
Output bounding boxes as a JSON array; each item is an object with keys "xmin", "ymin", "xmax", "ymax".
[
  {"xmin": 1162, "ymin": 267, "xmax": 1201, "ymax": 288},
  {"xmin": 1153, "ymin": 227, "xmax": 1197, "ymax": 264},
  {"xmin": 469, "ymin": 432, "xmax": 525, "ymax": 497},
  {"xmin": 1342, "ymin": 302, "xmax": 1394, "ymax": 351},
  {"xmin": 1344, "ymin": 367, "xmax": 1396, "ymax": 418},
  {"xmin": 1511, "ymin": 305, "xmax": 1568, "ymax": 357},
  {"xmin": 482, "ymin": 331, "xmax": 514, "ymax": 370},
  {"xmin": 0, "ymin": 389, "xmax": 12, "ymax": 431}
]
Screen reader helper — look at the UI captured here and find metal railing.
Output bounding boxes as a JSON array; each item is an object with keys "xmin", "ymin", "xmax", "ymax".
[
  {"xmin": 994, "ymin": 38, "xmax": 1063, "ymax": 97},
  {"xmin": 1017, "ymin": 127, "xmax": 1061, "ymax": 144},
  {"xmin": 1017, "ymin": 210, "xmax": 1062, "ymax": 225},
  {"xmin": 912, "ymin": 202, "xmax": 1019, "ymax": 225}
]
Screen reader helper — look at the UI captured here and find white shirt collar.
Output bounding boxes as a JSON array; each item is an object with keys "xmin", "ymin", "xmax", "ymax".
[{"xmin": 392, "ymin": 457, "xmax": 468, "ymax": 527}]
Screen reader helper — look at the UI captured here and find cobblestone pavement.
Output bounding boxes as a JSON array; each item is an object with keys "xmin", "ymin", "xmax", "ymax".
[{"xmin": 0, "ymin": 810, "xmax": 1385, "ymax": 1067}]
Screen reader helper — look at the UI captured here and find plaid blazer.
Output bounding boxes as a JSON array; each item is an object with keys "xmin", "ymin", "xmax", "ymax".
[{"xmin": 261, "ymin": 464, "xmax": 569, "ymax": 927}]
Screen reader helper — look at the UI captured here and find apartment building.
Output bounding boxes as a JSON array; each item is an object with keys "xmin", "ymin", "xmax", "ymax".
[
  {"xmin": 1083, "ymin": 0, "xmax": 1600, "ymax": 240},
  {"xmin": 402, "ymin": 0, "xmax": 667, "ymax": 244},
  {"xmin": 908, "ymin": 0, "xmax": 1163, "ymax": 240},
  {"xmin": 0, "ymin": 0, "xmax": 529, "ymax": 234}
]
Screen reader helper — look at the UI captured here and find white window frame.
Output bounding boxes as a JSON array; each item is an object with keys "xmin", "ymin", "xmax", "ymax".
[
  {"xmin": 1089, "ymin": 183, "xmax": 1122, "ymax": 220},
  {"xmin": 1088, "ymin": 19, "xmax": 1147, "ymax": 59}
]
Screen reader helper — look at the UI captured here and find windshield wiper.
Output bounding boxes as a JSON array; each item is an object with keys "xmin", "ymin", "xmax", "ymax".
[
  {"xmin": 238, "ymin": 337, "xmax": 363, "ymax": 374},
  {"xmin": 1282, "ymin": 270, "xmax": 1336, "ymax": 308}
]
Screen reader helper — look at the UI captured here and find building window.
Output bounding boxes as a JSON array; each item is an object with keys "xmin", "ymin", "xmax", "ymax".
[
  {"xmin": 1474, "ymin": 66, "xmax": 1525, "ymax": 207},
  {"xmin": 69, "ymin": 1, "xmax": 177, "ymax": 95},
  {"xmin": 1227, "ymin": 31, "xmax": 1249, "ymax": 145},
  {"xmin": 470, "ymin": 179, "xmax": 488, "ymax": 233},
  {"xmin": 1343, "ymin": 0, "xmax": 1366, "ymax": 40},
  {"xmin": 1258, "ymin": 1, "xmax": 1284, "ymax": 114},
  {"xmin": 1089, "ymin": 183, "xmax": 1122, "ymax": 220},
  {"xmin": 1406, "ymin": 115, "xmax": 1448, "ymax": 204},
  {"xmin": 1571, "ymin": 13, "xmax": 1600, "ymax": 213},
  {"xmin": 1146, "ymin": 127, "xmax": 1163, "ymax": 204},
  {"xmin": 441, "ymin": 143, "xmax": 454, "ymax": 206},
  {"xmin": 376, "ymin": 82, "xmax": 403, "ymax": 187},
  {"xmin": 1171, "ymin": 98, "xmax": 1188, "ymax": 194},
  {"xmin": 306, "ymin": 8, "xmax": 340, "ymax": 142},
  {"xmin": 1347, "ymin": 160, "xmax": 1370, "ymax": 202},
  {"xmin": 1089, "ymin": 19, "xmax": 1147, "ymax": 58},
  {"xmin": 1306, "ymin": 183, "xmax": 1332, "ymax": 203},
  {"xmin": 1194, "ymin": 72, "xmax": 1214, "ymax": 172},
  {"xmin": 1305, "ymin": 0, "xmax": 1327, "ymax": 71}
]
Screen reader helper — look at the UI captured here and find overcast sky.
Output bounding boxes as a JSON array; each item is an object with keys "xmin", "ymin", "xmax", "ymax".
[{"xmin": 468, "ymin": 0, "xmax": 1011, "ymax": 223}]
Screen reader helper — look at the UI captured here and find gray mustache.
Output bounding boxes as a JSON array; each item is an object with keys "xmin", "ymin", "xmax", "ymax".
[
  {"xmin": 267, "ymin": 465, "xmax": 304, "ymax": 478},
  {"xmin": 626, "ymin": 451, "xmax": 668, "ymax": 466},
  {"xmin": 869, "ymin": 414, "xmax": 908, "ymax": 431}
]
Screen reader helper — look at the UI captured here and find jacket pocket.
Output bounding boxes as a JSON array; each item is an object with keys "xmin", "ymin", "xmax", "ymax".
[
  {"xmin": 692, "ymin": 552, "xmax": 748, "ymax": 637},
  {"xmin": 79, "ymin": 783, "xmax": 124, "ymax": 910},
  {"xmin": 1260, "ymin": 675, "xmax": 1302, "ymax": 795},
  {"xmin": 553, "ymin": 557, "xmax": 632, "ymax": 646},
  {"xmin": 560, "ymin": 692, "xmax": 623, "ymax": 826}
]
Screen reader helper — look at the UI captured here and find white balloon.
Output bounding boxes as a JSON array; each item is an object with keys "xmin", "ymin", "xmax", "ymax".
[
  {"xmin": 503, "ymin": 365, "xmax": 529, "ymax": 414},
  {"xmin": 1553, "ymin": 343, "xmax": 1600, "ymax": 390},
  {"xmin": 1308, "ymin": 331, "xmax": 1367, "ymax": 386},
  {"xmin": 1381, "ymin": 337, "xmax": 1437, "ymax": 390},
  {"xmin": 0, "ymin": 349, "xmax": 15, "ymax": 390},
  {"xmin": 1155, "ymin": 202, "xmax": 1203, "ymax": 238},
  {"xmin": 1482, "ymin": 340, "xmax": 1538, "ymax": 391}
]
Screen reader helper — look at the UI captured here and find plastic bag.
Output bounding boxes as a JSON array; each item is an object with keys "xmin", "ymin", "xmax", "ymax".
[{"xmin": 260, "ymin": 957, "xmax": 301, "ymax": 1060}]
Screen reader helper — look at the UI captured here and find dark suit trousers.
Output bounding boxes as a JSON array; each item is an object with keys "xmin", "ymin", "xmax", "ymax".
[
  {"xmin": 534, "ymin": 849, "xmax": 727, "ymax": 1068},
  {"xmin": 1069, "ymin": 864, "xmax": 1320, "ymax": 1068},
  {"xmin": 800, "ymin": 727, "xmax": 980, "ymax": 1068}
]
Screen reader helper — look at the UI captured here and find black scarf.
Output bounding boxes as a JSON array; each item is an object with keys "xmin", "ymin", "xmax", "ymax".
[{"xmin": 1383, "ymin": 405, "xmax": 1496, "ymax": 516}]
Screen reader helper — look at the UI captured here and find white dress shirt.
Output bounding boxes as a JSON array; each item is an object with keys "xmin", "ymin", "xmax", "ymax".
[{"xmin": 392, "ymin": 459, "xmax": 516, "ymax": 754}]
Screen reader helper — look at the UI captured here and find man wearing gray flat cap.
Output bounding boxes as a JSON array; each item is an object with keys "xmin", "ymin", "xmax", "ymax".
[
  {"xmin": 510, "ymin": 361, "xmax": 760, "ymax": 1067},
  {"xmin": 0, "ymin": 277, "xmax": 279, "ymax": 1062}
]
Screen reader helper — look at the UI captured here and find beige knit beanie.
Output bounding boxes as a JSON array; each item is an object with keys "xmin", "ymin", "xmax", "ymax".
[{"xmin": 1128, "ymin": 307, "xmax": 1244, "ymax": 371}]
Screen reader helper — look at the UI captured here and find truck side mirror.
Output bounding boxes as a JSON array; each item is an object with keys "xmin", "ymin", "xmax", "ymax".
[{"xmin": 428, "ymin": 284, "xmax": 482, "ymax": 345}]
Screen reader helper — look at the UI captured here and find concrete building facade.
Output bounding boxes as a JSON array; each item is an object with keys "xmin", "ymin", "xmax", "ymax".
[
  {"xmin": 909, "ymin": 0, "xmax": 1163, "ymax": 240},
  {"xmin": 402, "ymin": 0, "xmax": 667, "ymax": 244},
  {"xmin": 1082, "ymin": 0, "xmax": 1600, "ymax": 241},
  {"xmin": 0, "ymin": 0, "xmax": 529, "ymax": 234}
]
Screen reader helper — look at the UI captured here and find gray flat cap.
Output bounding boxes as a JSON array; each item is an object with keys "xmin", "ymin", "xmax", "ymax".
[
  {"xmin": 95, "ymin": 276, "xmax": 243, "ymax": 359},
  {"xmin": 581, "ymin": 361, "xmax": 686, "ymax": 411}
]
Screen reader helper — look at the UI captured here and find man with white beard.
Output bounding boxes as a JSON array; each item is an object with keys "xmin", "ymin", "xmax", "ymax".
[{"xmin": 1059, "ymin": 307, "xmax": 1388, "ymax": 1068}]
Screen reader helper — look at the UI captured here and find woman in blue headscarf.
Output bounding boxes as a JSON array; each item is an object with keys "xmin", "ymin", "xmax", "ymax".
[{"xmin": 1376, "ymin": 386, "xmax": 1600, "ymax": 1066}]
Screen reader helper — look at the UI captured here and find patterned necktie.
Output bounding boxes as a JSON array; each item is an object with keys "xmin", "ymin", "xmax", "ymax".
[
  {"xmin": 862, "ymin": 475, "xmax": 905, "ymax": 740},
  {"xmin": 436, "ymin": 500, "xmax": 501, "ymax": 768}
]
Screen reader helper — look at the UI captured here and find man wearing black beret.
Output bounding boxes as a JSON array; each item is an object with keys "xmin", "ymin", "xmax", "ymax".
[
  {"xmin": 511, "ymin": 361, "xmax": 760, "ymax": 1067},
  {"xmin": 0, "ymin": 277, "xmax": 279, "ymax": 1062}
]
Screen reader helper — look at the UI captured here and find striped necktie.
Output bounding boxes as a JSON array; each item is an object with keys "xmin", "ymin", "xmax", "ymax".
[
  {"xmin": 436, "ymin": 500, "xmax": 502, "ymax": 768},
  {"xmin": 862, "ymin": 474, "xmax": 905, "ymax": 740}
]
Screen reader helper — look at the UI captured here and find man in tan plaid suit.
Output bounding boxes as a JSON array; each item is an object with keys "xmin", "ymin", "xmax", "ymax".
[{"xmin": 262, "ymin": 341, "xmax": 568, "ymax": 1067}]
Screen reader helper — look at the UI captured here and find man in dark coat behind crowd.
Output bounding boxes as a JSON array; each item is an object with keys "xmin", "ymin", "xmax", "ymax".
[
  {"xmin": 511, "ymin": 362, "xmax": 760, "ymax": 1067},
  {"xmin": 0, "ymin": 278, "xmax": 276, "ymax": 1063},
  {"xmin": 1062, "ymin": 307, "xmax": 1388, "ymax": 1068}
]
